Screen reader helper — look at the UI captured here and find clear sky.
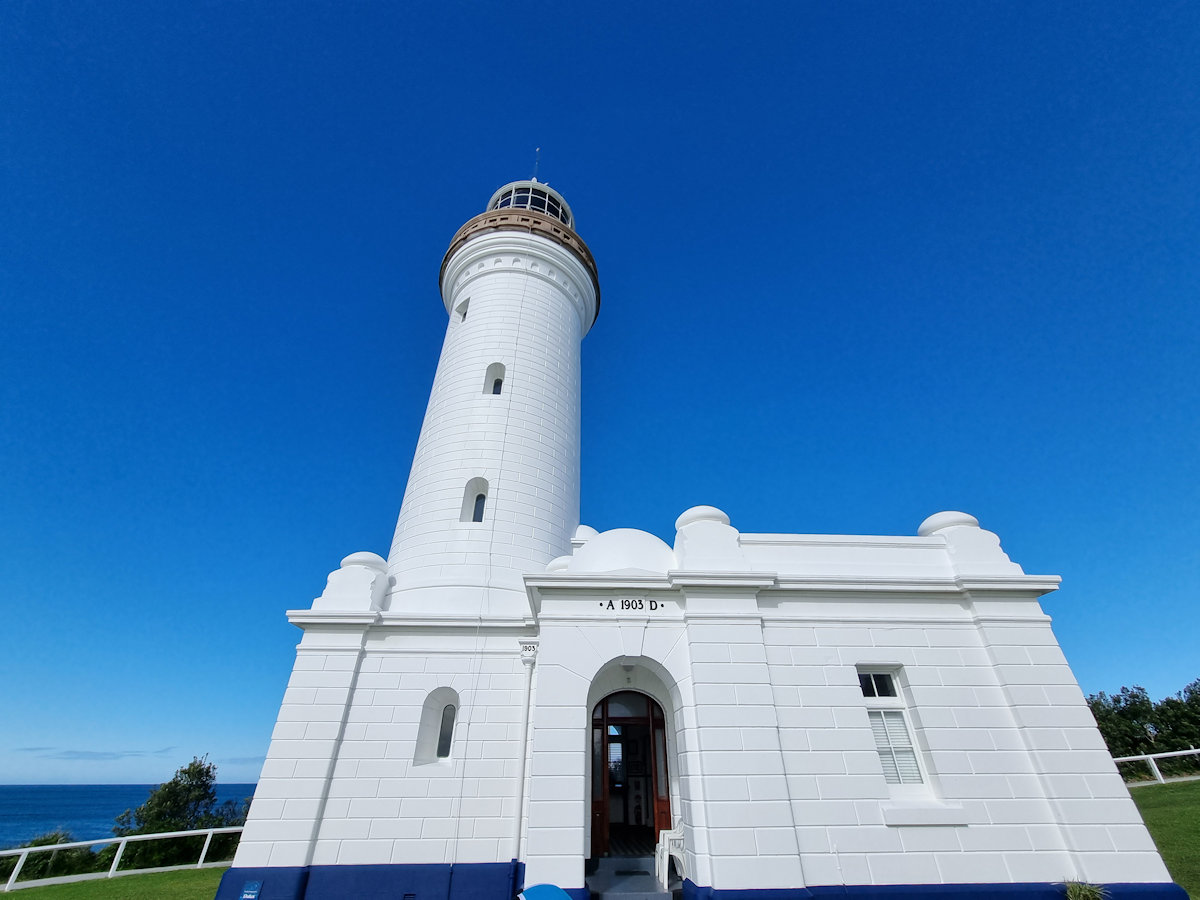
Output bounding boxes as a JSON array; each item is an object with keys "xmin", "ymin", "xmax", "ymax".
[{"xmin": 2, "ymin": 2, "xmax": 1198, "ymax": 785}]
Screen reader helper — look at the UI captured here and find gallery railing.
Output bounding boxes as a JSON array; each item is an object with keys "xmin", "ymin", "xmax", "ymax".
[{"xmin": 0, "ymin": 826, "xmax": 242, "ymax": 892}]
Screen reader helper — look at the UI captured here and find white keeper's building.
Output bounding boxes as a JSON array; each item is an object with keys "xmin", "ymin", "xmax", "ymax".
[{"xmin": 216, "ymin": 181, "xmax": 1184, "ymax": 900}]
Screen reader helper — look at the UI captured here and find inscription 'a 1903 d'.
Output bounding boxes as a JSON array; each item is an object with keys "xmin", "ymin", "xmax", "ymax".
[{"xmin": 599, "ymin": 598, "xmax": 663, "ymax": 612}]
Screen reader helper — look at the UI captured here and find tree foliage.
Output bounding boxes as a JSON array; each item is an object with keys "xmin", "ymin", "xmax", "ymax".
[
  {"xmin": 1088, "ymin": 685, "xmax": 1157, "ymax": 758},
  {"xmin": 0, "ymin": 757, "xmax": 248, "ymax": 883},
  {"xmin": 114, "ymin": 756, "xmax": 245, "ymax": 836},
  {"xmin": 1088, "ymin": 678, "xmax": 1200, "ymax": 779},
  {"xmin": 112, "ymin": 756, "xmax": 248, "ymax": 869}
]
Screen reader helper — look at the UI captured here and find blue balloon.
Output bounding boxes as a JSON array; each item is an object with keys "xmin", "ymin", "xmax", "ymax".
[{"xmin": 520, "ymin": 884, "xmax": 574, "ymax": 900}]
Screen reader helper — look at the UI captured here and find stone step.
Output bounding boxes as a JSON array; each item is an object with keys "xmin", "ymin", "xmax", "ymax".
[
  {"xmin": 593, "ymin": 856, "xmax": 654, "ymax": 875},
  {"xmin": 596, "ymin": 892, "xmax": 672, "ymax": 900},
  {"xmin": 589, "ymin": 884, "xmax": 672, "ymax": 900},
  {"xmin": 586, "ymin": 858, "xmax": 671, "ymax": 900}
]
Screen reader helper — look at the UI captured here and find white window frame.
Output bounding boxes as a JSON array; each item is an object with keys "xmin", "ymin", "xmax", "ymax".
[
  {"xmin": 460, "ymin": 477, "xmax": 489, "ymax": 523},
  {"xmin": 414, "ymin": 686, "xmax": 459, "ymax": 766},
  {"xmin": 857, "ymin": 668, "xmax": 931, "ymax": 799}
]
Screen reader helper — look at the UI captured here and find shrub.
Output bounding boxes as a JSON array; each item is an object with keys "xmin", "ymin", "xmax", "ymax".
[{"xmin": 112, "ymin": 756, "xmax": 249, "ymax": 870}]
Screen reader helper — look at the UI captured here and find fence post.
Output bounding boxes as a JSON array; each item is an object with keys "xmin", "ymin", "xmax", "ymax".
[
  {"xmin": 1147, "ymin": 756, "xmax": 1165, "ymax": 783},
  {"xmin": 108, "ymin": 839, "xmax": 128, "ymax": 877},
  {"xmin": 1, "ymin": 825, "xmax": 244, "ymax": 892},
  {"xmin": 198, "ymin": 829, "xmax": 215, "ymax": 867},
  {"xmin": 4, "ymin": 850, "xmax": 30, "ymax": 893}
]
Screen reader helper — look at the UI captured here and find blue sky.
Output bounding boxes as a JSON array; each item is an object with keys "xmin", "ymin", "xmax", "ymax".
[{"xmin": 2, "ymin": 2, "xmax": 1198, "ymax": 785}]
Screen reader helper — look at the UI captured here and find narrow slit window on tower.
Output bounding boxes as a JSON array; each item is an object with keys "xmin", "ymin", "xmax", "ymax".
[
  {"xmin": 456, "ymin": 298, "xmax": 470, "ymax": 321},
  {"xmin": 484, "ymin": 362, "xmax": 506, "ymax": 395},
  {"xmin": 415, "ymin": 687, "xmax": 459, "ymax": 765},
  {"xmin": 436, "ymin": 704, "xmax": 456, "ymax": 758},
  {"xmin": 461, "ymin": 477, "xmax": 489, "ymax": 523}
]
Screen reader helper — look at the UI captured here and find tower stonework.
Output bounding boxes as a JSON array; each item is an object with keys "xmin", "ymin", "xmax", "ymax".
[
  {"xmin": 387, "ymin": 182, "xmax": 598, "ymax": 619},
  {"xmin": 218, "ymin": 183, "xmax": 1184, "ymax": 900}
]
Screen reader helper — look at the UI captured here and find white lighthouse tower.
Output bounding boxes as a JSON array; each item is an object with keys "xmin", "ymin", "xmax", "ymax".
[
  {"xmin": 387, "ymin": 180, "xmax": 599, "ymax": 619},
  {"xmin": 222, "ymin": 181, "xmax": 600, "ymax": 900}
]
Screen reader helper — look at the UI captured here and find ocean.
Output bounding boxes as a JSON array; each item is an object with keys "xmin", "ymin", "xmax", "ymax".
[{"xmin": 0, "ymin": 784, "xmax": 256, "ymax": 850}]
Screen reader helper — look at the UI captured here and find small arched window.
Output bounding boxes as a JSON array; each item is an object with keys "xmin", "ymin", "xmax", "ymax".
[
  {"xmin": 436, "ymin": 705, "xmax": 456, "ymax": 758},
  {"xmin": 415, "ymin": 687, "xmax": 459, "ymax": 765},
  {"xmin": 484, "ymin": 362, "xmax": 506, "ymax": 395},
  {"xmin": 456, "ymin": 298, "xmax": 470, "ymax": 322},
  {"xmin": 461, "ymin": 477, "xmax": 489, "ymax": 523}
]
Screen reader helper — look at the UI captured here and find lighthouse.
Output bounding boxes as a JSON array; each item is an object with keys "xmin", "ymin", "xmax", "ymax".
[
  {"xmin": 221, "ymin": 181, "xmax": 603, "ymax": 900},
  {"xmin": 387, "ymin": 180, "xmax": 599, "ymax": 619},
  {"xmin": 219, "ymin": 180, "xmax": 1182, "ymax": 900}
]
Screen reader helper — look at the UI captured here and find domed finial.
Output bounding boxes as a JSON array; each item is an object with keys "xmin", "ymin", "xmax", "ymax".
[
  {"xmin": 917, "ymin": 511, "xmax": 980, "ymax": 536},
  {"xmin": 675, "ymin": 505, "xmax": 731, "ymax": 530}
]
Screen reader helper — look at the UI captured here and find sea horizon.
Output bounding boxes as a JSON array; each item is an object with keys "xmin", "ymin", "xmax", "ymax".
[{"xmin": 0, "ymin": 783, "xmax": 257, "ymax": 850}]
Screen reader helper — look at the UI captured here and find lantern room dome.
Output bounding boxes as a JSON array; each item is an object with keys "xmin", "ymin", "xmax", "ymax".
[{"xmin": 486, "ymin": 180, "xmax": 574, "ymax": 228}]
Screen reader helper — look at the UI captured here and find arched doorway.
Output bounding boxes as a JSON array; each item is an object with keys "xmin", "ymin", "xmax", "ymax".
[{"xmin": 590, "ymin": 691, "xmax": 671, "ymax": 858}]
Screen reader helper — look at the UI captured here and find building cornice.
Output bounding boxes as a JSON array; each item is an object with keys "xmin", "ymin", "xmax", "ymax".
[
  {"xmin": 376, "ymin": 613, "xmax": 534, "ymax": 630},
  {"xmin": 525, "ymin": 571, "xmax": 1060, "ymax": 598},
  {"xmin": 525, "ymin": 574, "xmax": 673, "ymax": 591},
  {"xmin": 740, "ymin": 534, "xmax": 942, "ymax": 549},
  {"xmin": 770, "ymin": 573, "xmax": 1061, "ymax": 596},
  {"xmin": 287, "ymin": 609, "xmax": 380, "ymax": 627},
  {"xmin": 287, "ymin": 609, "xmax": 535, "ymax": 631},
  {"xmin": 667, "ymin": 571, "xmax": 778, "ymax": 589}
]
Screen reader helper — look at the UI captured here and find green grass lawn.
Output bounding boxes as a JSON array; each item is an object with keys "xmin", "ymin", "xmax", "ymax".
[
  {"xmin": 1132, "ymin": 778, "xmax": 1200, "ymax": 898},
  {"xmin": 4, "ymin": 866, "xmax": 225, "ymax": 899}
]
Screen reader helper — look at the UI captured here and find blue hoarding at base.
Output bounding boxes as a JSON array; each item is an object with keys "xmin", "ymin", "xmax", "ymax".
[
  {"xmin": 214, "ymin": 867, "xmax": 308, "ymax": 900},
  {"xmin": 681, "ymin": 881, "xmax": 1190, "ymax": 900},
  {"xmin": 216, "ymin": 866, "xmax": 1188, "ymax": 900},
  {"xmin": 215, "ymin": 861, "xmax": 522, "ymax": 900}
]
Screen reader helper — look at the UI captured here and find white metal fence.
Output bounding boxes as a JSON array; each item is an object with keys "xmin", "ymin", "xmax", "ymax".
[
  {"xmin": 2, "ymin": 749, "xmax": 1196, "ymax": 893},
  {"xmin": 1113, "ymin": 747, "xmax": 1200, "ymax": 785},
  {"xmin": 0, "ymin": 825, "xmax": 243, "ymax": 892}
]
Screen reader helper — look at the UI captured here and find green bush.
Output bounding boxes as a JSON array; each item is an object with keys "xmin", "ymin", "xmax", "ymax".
[{"xmin": 111, "ymin": 756, "xmax": 249, "ymax": 870}]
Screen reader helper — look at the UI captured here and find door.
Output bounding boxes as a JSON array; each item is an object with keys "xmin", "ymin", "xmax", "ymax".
[{"xmin": 590, "ymin": 691, "xmax": 671, "ymax": 858}]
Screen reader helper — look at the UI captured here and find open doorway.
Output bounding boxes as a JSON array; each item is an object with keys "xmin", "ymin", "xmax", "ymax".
[{"xmin": 590, "ymin": 691, "xmax": 671, "ymax": 858}]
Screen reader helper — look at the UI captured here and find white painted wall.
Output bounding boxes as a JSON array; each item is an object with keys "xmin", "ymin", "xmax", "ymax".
[
  {"xmin": 241, "ymin": 510, "xmax": 1172, "ymax": 892},
  {"xmin": 386, "ymin": 229, "xmax": 596, "ymax": 620},
  {"xmin": 515, "ymin": 509, "xmax": 1172, "ymax": 890}
]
